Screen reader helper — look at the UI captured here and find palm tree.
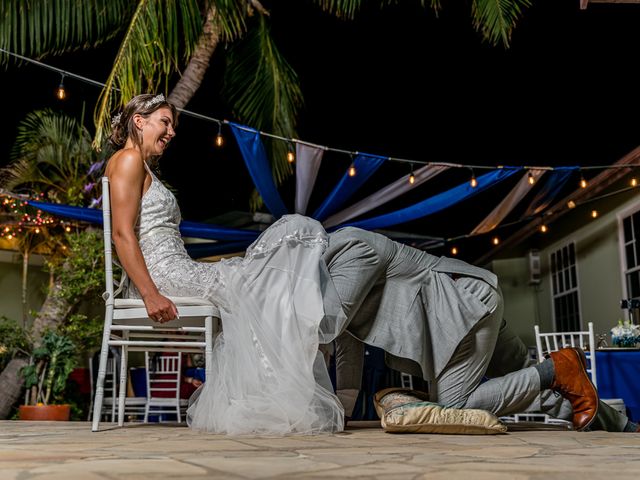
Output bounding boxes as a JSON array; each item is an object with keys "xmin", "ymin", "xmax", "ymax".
[{"xmin": 1, "ymin": 0, "xmax": 531, "ymax": 187}]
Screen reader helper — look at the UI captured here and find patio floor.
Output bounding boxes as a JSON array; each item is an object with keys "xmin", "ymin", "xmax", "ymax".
[{"xmin": 1, "ymin": 420, "xmax": 639, "ymax": 479}]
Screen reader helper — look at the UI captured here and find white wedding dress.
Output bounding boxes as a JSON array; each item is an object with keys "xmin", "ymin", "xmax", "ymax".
[{"xmin": 126, "ymin": 164, "xmax": 345, "ymax": 435}]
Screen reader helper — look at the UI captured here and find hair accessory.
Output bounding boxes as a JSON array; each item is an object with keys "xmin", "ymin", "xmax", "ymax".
[
  {"xmin": 111, "ymin": 112, "xmax": 122, "ymax": 128},
  {"xmin": 144, "ymin": 93, "xmax": 165, "ymax": 109}
]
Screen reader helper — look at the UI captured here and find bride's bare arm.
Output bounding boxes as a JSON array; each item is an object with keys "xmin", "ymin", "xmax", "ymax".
[{"xmin": 107, "ymin": 151, "xmax": 178, "ymax": 322}]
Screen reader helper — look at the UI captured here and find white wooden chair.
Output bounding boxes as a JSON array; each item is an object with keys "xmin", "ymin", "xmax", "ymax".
[
  {"xmin": 144, "ymin": 352, "xmax": 189, "ymax": 423},
  {"xmin": 534, "ymin": 322, "xmax": 597, "ymax": 386},
  {"xmin": 92, "ymin": 176, "xmax": 218, "ymax": 431}
]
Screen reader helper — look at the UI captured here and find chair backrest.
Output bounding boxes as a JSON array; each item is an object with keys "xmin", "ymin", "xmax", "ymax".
[
  {"xmin": 534, "ymin": 322, "xmax": 597, "ymax": 387},
  {"xmin": 102, "ymin": 176, "xmax": 115, "ymax": 305},
  {"xmin": 145, "ymin": 352, "xmax": 182, "ymax": 401}
]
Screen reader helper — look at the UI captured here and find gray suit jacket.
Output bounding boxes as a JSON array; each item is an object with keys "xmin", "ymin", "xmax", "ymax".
[{"xmin": 323, "ymin": 227, "xmax": 498, "ymax": 381}]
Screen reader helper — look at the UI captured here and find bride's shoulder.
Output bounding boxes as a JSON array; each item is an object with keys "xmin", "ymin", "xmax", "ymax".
[{"xmin": 106, "ymin": 149, "xmax": 145, "ymax": 176}]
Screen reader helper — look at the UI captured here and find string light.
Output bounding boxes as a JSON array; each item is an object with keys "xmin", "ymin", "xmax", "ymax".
[
  {"xmin": 451, "ymin": 246, "xmax": 458, "ymax": 255},
  {"xmin": 492, "ymin": 236, "xmax": 500, "ymax": 246},
  {"xmin": 567, "ymin": 200, "xmax": 576, "ymax": 209},
  {"xmin": 528, "ymin": 170, "xmax": 535, "ymax": 185},
  {"xmin": 65, "ymin": 226, "xmax": 71, "ymax": 232},
  {"xmin": 408, "ymin": 164, "xmax": 415, "ymax": 185},
  {"xmin": 470, "ymin": 169, "xmax": 477, "ymax": 188},
  {"xmin": 540, "ymin": 224, "xmax": 548, "ymax": 233},
  {"xmin": 56, "ymin": 74, "xmax": 66, "ymax": 100},
  {"xmin": 287, "ymin": 143, "xmax": 295, "ymax": 163},
  {"xmin": 591, "ymin": 209, "xmax": 598, "ymax": 218},
  {"xmin": 631, "ymin": 177, "xmax": 638, "ymax": 187},
  {"xmin": 214, "ymin": 122, "xmax": 224, "ymax": 147},
  {"xmin": 580, "ymin": 175, "xmax": 588, "ymax": 189}
]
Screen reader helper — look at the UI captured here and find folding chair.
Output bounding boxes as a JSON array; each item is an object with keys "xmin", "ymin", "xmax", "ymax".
[
  {"xmin": 92, "ymin": 176, "xmax": 218, "ymax": 431},
  {"xmin": 144, "ymin": 352, "xmax": 189, "ymax": 423}
]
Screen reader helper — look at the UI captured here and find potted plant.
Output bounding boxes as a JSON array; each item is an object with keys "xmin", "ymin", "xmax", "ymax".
[{"xmin": 19, "ymin": 330, "xmax": 76, "ymax": 421}]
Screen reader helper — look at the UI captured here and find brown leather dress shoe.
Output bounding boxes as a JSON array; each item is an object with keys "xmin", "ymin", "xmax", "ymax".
[{"xmin": 548, "ymin": 347, "xmax": 599, "ymax": 431}]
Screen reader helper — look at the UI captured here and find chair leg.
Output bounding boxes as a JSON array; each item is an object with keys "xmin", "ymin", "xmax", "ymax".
[
  {"xmin": 91, "ymin": 323, "xmax": 112, "ymax": 432},
  {"xmin": 118, "ymin": 344, "xmax": 128, "ymax": 427},
  {"xmin": 205, "ymin": 315, "xmax": 213, "ymax": 379}
]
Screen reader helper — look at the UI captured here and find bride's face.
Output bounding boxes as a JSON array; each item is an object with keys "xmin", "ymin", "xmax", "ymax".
[{"xmin": 136, "ymin": 107, "xmax": 176, "ymax": 156}]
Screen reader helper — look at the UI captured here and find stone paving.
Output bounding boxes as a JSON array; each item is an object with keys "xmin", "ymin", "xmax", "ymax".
[{"xmin": 1, "ymin": 420, "xmax": 640, "ymax": 479}]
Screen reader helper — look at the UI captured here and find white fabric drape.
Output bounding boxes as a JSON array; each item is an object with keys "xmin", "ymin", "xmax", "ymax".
[
  {"xmin": 471, "ymin": 169, "xmax": 546, "ymax": 235},
  {"xmin": 294, "ymin": 143, "xmax": 324, "ymax": 215},
  {"xmin": 323, "ymin": 164, "xmax": 449, "ymax": 228}
]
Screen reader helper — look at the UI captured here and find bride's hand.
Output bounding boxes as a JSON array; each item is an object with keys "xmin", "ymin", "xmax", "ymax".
[{"xmin": 144, "ymin": 292, "xmax": 179, "ymax": 323}]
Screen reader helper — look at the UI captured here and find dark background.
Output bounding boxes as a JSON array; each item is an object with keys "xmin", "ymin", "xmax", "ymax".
[{"xmin": 2, "ymin": 0, "xmax": 639, "ymax": 254}]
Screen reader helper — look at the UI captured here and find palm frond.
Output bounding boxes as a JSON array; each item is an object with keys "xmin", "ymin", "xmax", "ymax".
[
  {"xmin": 222, "ymin": 15, "xmax": 304, "ymax": 188},
  {"xmin": 207, "ymin": 0, "xmax": 249, "ymax": 43},
  {"xmin": 0, "ymin": 0, "xmax": 133, "ymax": 64},
  {"xmin": 2, "ymin": 110, "xmax": 97, "ymax": 205},
  {"xmin": 92, "ymin": 0, "xmax": 205, "ymax": 148},
  {"xmin": 471, "ymin": 0, "xmax": 531, "ymax": 48},
  {"xmin": 311, "ymin": 0, "xmax": 362, "ymax": 20}
]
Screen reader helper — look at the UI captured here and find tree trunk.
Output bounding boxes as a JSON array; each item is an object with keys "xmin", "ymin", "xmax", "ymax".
[
  {"xmin": 21, "ymin": 249, "xmax": 29, "ymax": 328},
  {"xmin": 0, "ymin": 358, "xmax": 28, "ymax": 419},
  {"xmin": 30, "ymin": 277, "xmax": 74, "ymax": 347},
  {"xmin": 167, "ymin": 6, "xmax": 220, "ymax": 110}
]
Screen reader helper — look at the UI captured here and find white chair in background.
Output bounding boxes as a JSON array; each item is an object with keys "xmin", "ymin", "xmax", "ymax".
[
  {"xmin": 144, "ymin": 352, "xmax": 189, "ymax": 423},
  {"xmin": 92, "ymin": 177, "xmax": 218, "ymax": 431},
  {"xmin": 534, "ymin": 322, "xmax": 596, "ymax": 386}
]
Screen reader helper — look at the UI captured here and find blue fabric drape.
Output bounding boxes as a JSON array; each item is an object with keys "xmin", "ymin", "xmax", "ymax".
[
  {"xmin": 26, "ymin": 201, "xmax": 260, "ymax": 241},
  {"xmin": 338, "ymin": 168, "xmax": 521, "ymax": 231},
  {"xmin": 312, "ymin": 153, "xmax": 387, "ymax": 221},
  {"xmin": 228, "ymin": 122, "xmax": 288, "ymax": 218},
  {"xmin": 522, "ymin": 167, "xmax": 578, "ymax": 218}
]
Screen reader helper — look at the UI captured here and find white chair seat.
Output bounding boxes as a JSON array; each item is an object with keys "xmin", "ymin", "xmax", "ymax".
[{"xmin": 115, "ymin": 296, "xmax": 215, "ymax": 308}]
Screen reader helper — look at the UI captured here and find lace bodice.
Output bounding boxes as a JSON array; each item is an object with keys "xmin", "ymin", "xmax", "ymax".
[{"xmin": 137, "ymin": 164, "xmax": 181, "ymax": 239}]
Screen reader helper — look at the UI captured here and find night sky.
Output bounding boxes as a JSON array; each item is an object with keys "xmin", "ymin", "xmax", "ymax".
[{"xmin": 2, "ymin": 0, "xmax": 640, "ymax": 257}]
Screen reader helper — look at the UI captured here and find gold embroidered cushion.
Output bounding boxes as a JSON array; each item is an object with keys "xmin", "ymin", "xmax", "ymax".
[{"xmin": 373, "ymin": 388, "xmax": 507, "ymax": 434}]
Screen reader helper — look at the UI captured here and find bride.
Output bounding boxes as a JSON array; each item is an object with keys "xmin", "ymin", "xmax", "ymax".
[{"xmin": 105, "ymin": 94, "xmax": 345, "ymax": 435}]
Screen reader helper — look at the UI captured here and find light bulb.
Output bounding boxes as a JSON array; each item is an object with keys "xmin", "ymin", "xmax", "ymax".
[
  {"xmin": 631, "ymin": 178, "xmax": 638, "ymax": 187},
  {"xmin": 567, "ymin": 200, "xmax": 576, "ymax": 209},
  {"xmin": 580, "ymin": 177, "xmax": 588, "ymax": 189},
  {"xmin": 348, "ymin": 164, "xmax": 356, "ymax": 177},
  {"xmin": 35, "ymin": 228, "xmax": 40, "ymax": 234},
  {"xmin": 492, "ymin": 236, "xmax": 500, "ymax": 246},
  {"xmin": 470, "ymin": 176, "xmax": 478, "ymax": 188},
  {"xmin": 65, "ymin": 226, "xmax": 71, "ymax": 232},
  {"xmin": 7, "ymin": 234, "xmax": 12, "ymax": 240},
  {"xmin": 287, "ymin": 150, "xmax": 295, "ymax": 163},
  {"xmin": 451, "ymin": 247, "xmax": 458, "ymax": 255},
  {"xmin": 528, "ymin": 171, "xmax": 535, "ymax": 185},
  {"xmin": 540, "ymin": 224, "xmax": 548, "ymax": 233},
  {"xmin": 409, "ymin": 173, "xmax": 415, "ymax": 184},
  {"xmin": 591, "ymin": 210, "xmax": 598, "ymax": 218},
  {"xmin": 56, "ymin": 75, "xmax": 66, "ymax": 100},
  {"xmin": 215, "ymin": 134, "xmax": 224, "ymax": 147}
]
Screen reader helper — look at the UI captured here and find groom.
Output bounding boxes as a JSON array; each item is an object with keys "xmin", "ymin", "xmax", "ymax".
[{"xmin": 322, "ymin": 226, "xmax": 636, "ymax": 432}]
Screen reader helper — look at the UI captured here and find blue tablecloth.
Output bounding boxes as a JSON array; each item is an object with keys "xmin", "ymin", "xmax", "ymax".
[{"xmin": 595, "ymin": 350, "xmax": 640, "ymax": 422}]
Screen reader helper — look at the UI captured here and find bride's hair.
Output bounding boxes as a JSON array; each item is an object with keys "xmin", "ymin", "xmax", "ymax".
[{"xmin": 109, "ymin": 94, "xmax": 178, "ymax": 149}]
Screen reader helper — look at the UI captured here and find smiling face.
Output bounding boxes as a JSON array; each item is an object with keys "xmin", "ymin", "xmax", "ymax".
[{"xmin": 133, "ymin": 107, "xmax": 176, "ymax": 157}]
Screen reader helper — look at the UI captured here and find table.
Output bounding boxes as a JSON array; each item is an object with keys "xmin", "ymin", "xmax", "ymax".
[{"xmin": 595, "ymin": 349, "xmax": 640, "ymax": 422}]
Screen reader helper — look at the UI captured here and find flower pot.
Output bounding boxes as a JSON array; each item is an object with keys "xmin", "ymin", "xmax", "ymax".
[{"xmin": 19, "ymin": 404, "xmax": 71, "ymax": 421}]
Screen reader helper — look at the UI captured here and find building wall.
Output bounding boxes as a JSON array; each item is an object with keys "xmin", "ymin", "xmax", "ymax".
[
  {"xmin": 492, "ymin": 193, "xmax": 640, "ymax": 348},
  {"xmin": 0, "ymin": 250, "xmax": 49, "ymax": 324}
]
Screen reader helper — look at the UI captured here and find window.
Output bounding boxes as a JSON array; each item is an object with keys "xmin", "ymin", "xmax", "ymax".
[
  {"xmin": 621, "ymin": 210, "xmax": 640, "ymax": 299},
  {"xmin": 550, "ymin": 242, "xmax": 581, "ymax": 332}
]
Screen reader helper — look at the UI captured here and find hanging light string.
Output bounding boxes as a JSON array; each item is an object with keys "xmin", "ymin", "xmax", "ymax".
[{"xmin": 4, "ymin": 47, "xmax": 640, "ymax": 175}]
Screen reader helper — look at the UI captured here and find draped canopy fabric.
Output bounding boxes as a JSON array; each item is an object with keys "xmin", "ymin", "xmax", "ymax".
[
  {"xmin": 228, "ymin": 122, "xmax": 288, "ymax": 218},
  {"xmin": 312, "ymin": 153, "xmax": 387, "ymax": 221},
  {"xmin": 521, "ymin": 167, "xmax": 578, "ymax": 218},
  {"xmin": 471, "ymin": 169, "xmax": 546, "ymax": 235},
  {"xmin": 323, "ymin": 164, "xmax": 449, "ymax": 228},
  {"xmin": 294, "ymin": 143, "xmax": 324, "ymax": 215},
  {"xmin": 339, "ymin": 168, "xmax": 521, "ymax": 231}
]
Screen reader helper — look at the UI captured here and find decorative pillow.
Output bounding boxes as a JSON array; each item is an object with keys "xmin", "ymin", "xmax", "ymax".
[{"xmin": 373, "ymin": 388, "xmax": 507, "ymax": 434}]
